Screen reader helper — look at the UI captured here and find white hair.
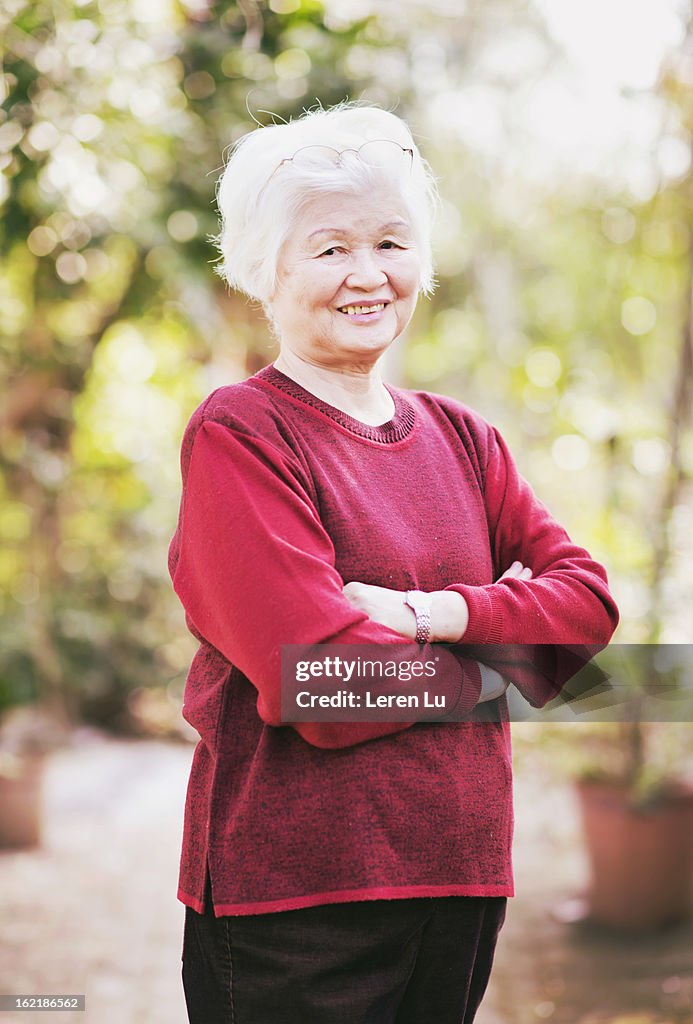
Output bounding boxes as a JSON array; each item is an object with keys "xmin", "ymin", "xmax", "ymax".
[{"xmin": 212, "ymin": 103, "xmax": 439, "ymax": 306}]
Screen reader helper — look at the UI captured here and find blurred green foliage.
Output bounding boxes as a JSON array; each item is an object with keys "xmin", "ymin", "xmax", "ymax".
[{"xmin": 1, "ymin": 0, "xmax": 691, "ymax": 730}]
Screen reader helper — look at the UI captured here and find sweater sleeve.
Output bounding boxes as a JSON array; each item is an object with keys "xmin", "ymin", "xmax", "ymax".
[
  {"xmin": 172, "ymin": 419, "xmax": 482, "ymax": 748},
  {"xmin": 445, "ymin": 426, "xmax": 619, "ymax": 707}
]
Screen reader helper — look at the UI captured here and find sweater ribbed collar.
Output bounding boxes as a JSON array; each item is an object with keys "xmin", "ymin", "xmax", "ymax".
[{"xmin": 254, "ymin": 364, "xmax": 416, "ymax": 444}]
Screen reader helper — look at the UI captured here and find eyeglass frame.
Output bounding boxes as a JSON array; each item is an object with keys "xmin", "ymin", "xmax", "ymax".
[{"xmin": 270, "ymin": 139, "xmax": 415, "ymax": 181}]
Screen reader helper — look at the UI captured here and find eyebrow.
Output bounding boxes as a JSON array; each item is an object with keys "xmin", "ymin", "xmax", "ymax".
[{"xmin": 307, "ymin": 219, "xmax": 412, "ymax": 241}]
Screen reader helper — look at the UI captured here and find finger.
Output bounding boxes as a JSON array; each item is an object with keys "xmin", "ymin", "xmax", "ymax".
[
  {"xmin": 499, "ymin": 561, "xmax": 523, "ymax": 579},
  {"xmin": 518, "ymin": 567, "xmax": 533, "ymax": 580}
]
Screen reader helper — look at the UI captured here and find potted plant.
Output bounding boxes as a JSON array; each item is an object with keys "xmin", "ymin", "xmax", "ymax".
[
  {"xmin": 570, "ymin": 648, "xmax": 693, "ymax": 931},
  {"xmin": 570, "ymin": 203, "xmax": 693, "ymax": 929},
  {"xmin": 0, "ymin": 626, "xmax": 71, "ymax": 850},
  {"xmin": 0, "ymin": 704, "xmax": 66, "ymax": 849}
]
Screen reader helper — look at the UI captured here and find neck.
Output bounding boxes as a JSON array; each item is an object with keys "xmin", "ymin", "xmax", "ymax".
[{"xmin": 273, "ymin": 350, "xmax": 395, "ymax": 426}]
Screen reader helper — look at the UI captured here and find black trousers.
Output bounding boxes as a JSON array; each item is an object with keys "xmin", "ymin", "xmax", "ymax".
[{"xmin": 182, "ymin": 882, "xmax": 506, "ymax": 1024}]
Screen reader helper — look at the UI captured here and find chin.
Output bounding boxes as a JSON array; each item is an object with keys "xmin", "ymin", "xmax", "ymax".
[
  {"xmin": 339, "ymin": 335, "xmax": 396, "ymax": 357},
  {"xmin": 339, "ymin": 322, "xmax": 399, "ymax": 343}
]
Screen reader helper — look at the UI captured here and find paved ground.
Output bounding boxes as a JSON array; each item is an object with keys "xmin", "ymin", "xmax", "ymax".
[
  {"xmin": 1, "ymin": 733, "xmax": 189, "ymax": 1024},
  {"xmin": 0, "ymin": 729, "xmax": 691, "ymax": 1024}
]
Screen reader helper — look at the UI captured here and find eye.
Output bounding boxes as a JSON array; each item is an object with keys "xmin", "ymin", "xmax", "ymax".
[
  {"xmin": 379, "ymin": 239, "xmax": 402, "ymax": 250},
  {"xmin": 319, "ymin": 246, "xmax": 344, "ymax": 257}
]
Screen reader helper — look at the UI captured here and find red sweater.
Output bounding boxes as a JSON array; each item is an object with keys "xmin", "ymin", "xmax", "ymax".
[{"xmin": 169, "ymin": 365, "xmax": 619, "ymax": 916}]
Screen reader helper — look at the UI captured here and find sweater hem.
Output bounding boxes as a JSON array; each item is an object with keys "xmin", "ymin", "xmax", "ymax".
[{"xmin": 178, "ymin": 881, "xmax": 514, "ymax": 918}]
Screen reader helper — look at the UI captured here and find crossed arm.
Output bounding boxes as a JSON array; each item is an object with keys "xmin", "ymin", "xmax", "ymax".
[
  {"xmin": 343, "ymin": 561, "xmax": 534, "ymax": 703},
  {"xmin": 173, "ymin": 415, "xmax": 618, "ymax": 748}
]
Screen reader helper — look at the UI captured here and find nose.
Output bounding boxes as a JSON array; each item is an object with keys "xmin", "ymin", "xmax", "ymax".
[{"xmin": 345, "ymin": 248, "xmax": 388, "ymax": 290}]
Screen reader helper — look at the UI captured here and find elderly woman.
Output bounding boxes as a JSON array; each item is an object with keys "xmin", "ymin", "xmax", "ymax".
[{"xmin": 170, "ymin": 103, "xmax": 618, "ymax": 1024}]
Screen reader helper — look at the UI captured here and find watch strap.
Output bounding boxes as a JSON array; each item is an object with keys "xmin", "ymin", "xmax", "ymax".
[{"xmin": 405, "ymin": 590, "xmax": 433, "ymax": 645}]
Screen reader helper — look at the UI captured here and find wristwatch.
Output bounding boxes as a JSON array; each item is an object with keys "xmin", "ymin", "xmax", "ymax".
[{"xmin": 405, "ymin": 590, "xmax": 433, "ymax": 645}]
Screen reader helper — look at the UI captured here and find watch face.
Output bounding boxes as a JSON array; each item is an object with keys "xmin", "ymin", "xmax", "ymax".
[{"xmin": 406, "ymin": 590, "xmax": 427, "ymax": 612}]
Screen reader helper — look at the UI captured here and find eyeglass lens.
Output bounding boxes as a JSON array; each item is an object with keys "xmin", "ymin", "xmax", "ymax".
[{"xmin": 290, "ymin": 140, "xmax": 411, "ymax": 170}]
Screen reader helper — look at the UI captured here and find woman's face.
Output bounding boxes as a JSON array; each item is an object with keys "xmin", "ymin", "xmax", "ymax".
[{"xmin": 270, "ymin": 185, "xmax": 421, "ymax": 372}]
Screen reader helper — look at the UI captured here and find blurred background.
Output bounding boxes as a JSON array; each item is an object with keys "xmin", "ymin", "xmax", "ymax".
[{"xmin": 1, "ymin": 0, "xmax": 692, "ymax": 1022}]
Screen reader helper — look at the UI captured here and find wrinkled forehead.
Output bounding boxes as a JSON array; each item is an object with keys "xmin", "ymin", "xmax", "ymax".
[{"xmin": 286, "ymin": 187, "xmax": 415, "ymax": 245}]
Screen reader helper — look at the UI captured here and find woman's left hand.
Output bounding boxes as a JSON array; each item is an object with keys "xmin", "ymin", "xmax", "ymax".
[
  {"xmin": 342, "ymin": 582, "xmax": 469, "ymax": 642},
  {"xmin": 342, "ymin": 581, "xmax": 417, "ymax": 639}
]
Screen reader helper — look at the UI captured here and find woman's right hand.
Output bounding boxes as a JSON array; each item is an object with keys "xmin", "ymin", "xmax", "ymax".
[{"xmin": 477, "ymin": 665, "xmax": 509, "ymax": 703}]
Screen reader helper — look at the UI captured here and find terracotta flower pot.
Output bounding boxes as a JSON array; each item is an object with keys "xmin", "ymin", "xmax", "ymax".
[
  {"xmin": 0, "ymin": 754, "xmax": 45, "ymax": 849},
  {"xmin": 576, "ymin": 779, "xmax": 693, "ymax": 930}
]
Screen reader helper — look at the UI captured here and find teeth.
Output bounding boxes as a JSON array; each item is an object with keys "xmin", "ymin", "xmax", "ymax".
[{"xmin": 340, "ymin": 303, "xmax": 385, "ymax": 315}]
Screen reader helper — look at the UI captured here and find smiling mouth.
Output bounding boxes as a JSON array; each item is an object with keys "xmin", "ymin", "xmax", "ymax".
[{"xmin": 337, "ymin": 302, "xmax": 387, "ymax": 315}]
